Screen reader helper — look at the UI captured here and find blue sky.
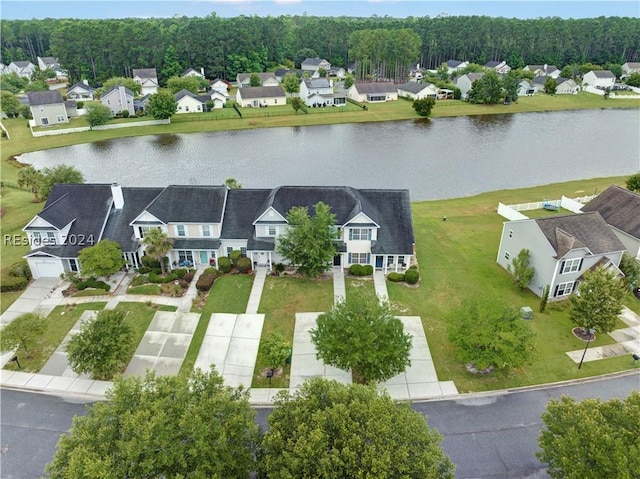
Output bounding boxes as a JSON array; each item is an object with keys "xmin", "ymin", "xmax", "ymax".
[{"xmin": 1, "ymin": 1, "xmax": 638, "ymax": 20}]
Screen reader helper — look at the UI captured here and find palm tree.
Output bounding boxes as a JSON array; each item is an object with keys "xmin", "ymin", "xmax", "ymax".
[
  {"xmin": 17, "ymin": 166, "xmax": 44, "ymax": 202},
  {"xmin": 141, "ymin": 228, "xmax": 173, "ymax": 275}
]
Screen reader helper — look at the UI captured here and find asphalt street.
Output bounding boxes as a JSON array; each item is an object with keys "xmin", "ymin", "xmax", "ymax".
[{"xmin": 2, "ymin": 372, "xmax": 638, "ymax": 479}]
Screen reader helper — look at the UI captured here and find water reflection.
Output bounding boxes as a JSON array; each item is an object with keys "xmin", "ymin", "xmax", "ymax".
[{"xmin": 152, "ymin": 134, "xmax": 181, "ymax": 149}]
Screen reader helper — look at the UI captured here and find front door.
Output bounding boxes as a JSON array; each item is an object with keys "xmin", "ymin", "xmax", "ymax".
[
  {"xmin": 333, "ymin": 255, "xmax": 341, "ymax": 266},
  {"xmin": 375, "ymin": 255, "xmax": 384, "ymax": 268},
  {"xmin": 199, "ymin": 251, "xmax": 208, "ymax": 265}
]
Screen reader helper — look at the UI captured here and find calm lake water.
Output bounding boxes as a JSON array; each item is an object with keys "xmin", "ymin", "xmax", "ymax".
[{"xmin": 20, "ymin": 109, "xmax": 640, "ymax": 201}]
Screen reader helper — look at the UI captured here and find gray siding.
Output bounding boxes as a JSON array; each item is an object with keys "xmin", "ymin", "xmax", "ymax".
[{"xmin": 31, "ymin": 103, "xmax": 68, "ymax": 126}]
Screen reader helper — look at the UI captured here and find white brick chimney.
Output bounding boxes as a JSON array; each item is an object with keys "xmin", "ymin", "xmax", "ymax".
[{"xmin": 111, "ymin": 183, "xmax": 124, "ymax": 209}]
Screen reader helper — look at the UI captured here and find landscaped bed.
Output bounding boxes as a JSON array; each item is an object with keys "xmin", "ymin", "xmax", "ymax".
[{"xmin": 127, "ymin": 267, "xmax": 194, "ymax": 297}]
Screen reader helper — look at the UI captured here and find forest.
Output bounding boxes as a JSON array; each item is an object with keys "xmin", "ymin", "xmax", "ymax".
[{"xmin": 1, "ymin": 14, "xmax": 639, "ymax": 84}]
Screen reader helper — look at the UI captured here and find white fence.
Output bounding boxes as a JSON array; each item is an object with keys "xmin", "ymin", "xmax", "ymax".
[
  {"xmin": 30, "ymin": 119, "xmax": 170, "ymax": 137},
  {"xmin": 583, "ymin": 86, "xmax": 605, "ymax": 96},
  {"xmin": 0, "ymin": 122, "xmax": 9, "ymax": 139},
  {"xmin": 497, "ymin": 203, "xmax": 529, "ymax": 220},
  {"xmin": 498, "ymin": 194, "xmax": 597, "ymax": 220}
]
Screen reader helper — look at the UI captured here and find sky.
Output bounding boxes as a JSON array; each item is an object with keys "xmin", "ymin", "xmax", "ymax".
[{"xmin": 1, "ymin": 0, "xmax": 638, "ymax": 20}]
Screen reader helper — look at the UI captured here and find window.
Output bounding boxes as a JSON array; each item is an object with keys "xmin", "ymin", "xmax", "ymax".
[
  {"xmin": 227, "ymin": 247, "xmax": 233, "ymax": 256},
  {"xmin": 562, "ymin": 258, "xmax": 582, "ymax": 274},
  {"xmin": 201, "ymin": 225, "xmax": 211, "ymax": 237},
  {"xmin": 176, "ymin": 225, "xmax": 186, "ymax": 237},
  {"xmin": 241, "ymin": 247, "xmax": 247, "ymax": 256},
  {"xmin": 509, "ymin": 230, "xmax": 513, "ymax": 238},
  {"xmin": 274, "ymin": 99, "xmax": 278, "ymax": 104},
  {"xmin": 268, "ymin": 226, "xmax": 277, "ymax": 236},
  {"xmin": 41, "ymin": 117, "xmax": 49, "ymax": 125},
  {"xmin": 46, "ymin": 231, "xmax": 56, "ymax": 245},
  {"xmin": 107, "ymin": 100, "xmax": 110, "ymax": 105},
  {"xmin": 185, "ymin": 105, "xmax": 189, "ymax": 112},
  {"xmin": 349, "ymin": 253, "xmax": 370, "ymax": 264},
  {"xmin": 398, "ymin": 255, "xmax": 405, "ymax": 266},
  {"xmin": 69, "ymin": 258, "xmax": 79, "ymax": 272},
  {"xmin": 57, "ymin": 115, "xmax": 66, "ymax": 122},
  {"xmin": 32, "ymin": 231, "xmax": 42, "ymax": 245},
  {"xmin": 349, "ymin": 228, "xmax": 371, "ymax": 241},
  {"xmin": 39, "ymin": 106, "xmax": 44, "ymax": 112},
  {"xmin": 504, "ymin": 251, "xmax": 510, "ymax": 260},
  {"xmin": 139, "ymin": 226, "xmax": 160, "ymax": 238},
  {"xmin": 555, "ymin": 281, "xmax": 574, "ymax": 297},
  {"xmin": 177, "ymin": 250, "xmax": 193, "ymax": 265}
]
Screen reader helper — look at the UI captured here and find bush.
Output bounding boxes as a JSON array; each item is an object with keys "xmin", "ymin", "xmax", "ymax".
[
  {"xmin": 121, "ymin": 110, "xmax": 130, "ymax": 118},
  {"xmin": 141, "ymin": 256, "xmax": 160, "ymax": 269},
  {"xmin": 130, "ymin": 274, "xmax": 149, "ymax": 287},
  {"xmin": 0, "ymin": 274, "xmax": 28, "ymax": 292},
  {"xmin": 184, "ymin": 271, "xmax": 194, "ymax": 282},
  {"xmin": 404, "ymin": 269, "xmax": 420, "ymax": 284},
  {"xmin": 362, "ymin": 265, "xmax": 373, "ymax": 275},
  {"xmin": 409, "ymin": 264, "xmax": 418, "ymax": 270},
  {"xmin": 203, "ymin": 267, "xmax": 222, "ymax": 278},
  {"xmin": 236, "ymin": 256, "xmax": 252, "ymax": 273},
  {"xmin": 275, "ymin": 263, "xmax": 286, "ymax": 273},
  {"xmin": 218, "ymin": 257, "xmax": 232, "ymax": 273},
  {"xmin": 77, "ymin": 278, "xmax": 110, "ymax": 291},
  {"xmin": 349, "ymin": 264, "xmax": 364, "ymax": 276},
  {"xmin": 387, "ymin": 272, "xmax": 405, "ymax": 282},
  {"xmin": 77, "ymin": 101, "xmax": 84, "ymax": 109},
  {"xmin": 195, "ymin": 273, "xmax": 215, "ymax": 292},
  {"xmin": 230, "ymin": 249, "xmax": 243, "ymax": 265},
  {"xmin": 9, "ymin": 259, "xmax": 32, "ymax": 280},
  {"xmin": 173, "ymin": 268, "xmax": 187, "ymax": 278},
  {"xmin": 178, "ymin": 278, "xmax": 189, "ymax": 289}
]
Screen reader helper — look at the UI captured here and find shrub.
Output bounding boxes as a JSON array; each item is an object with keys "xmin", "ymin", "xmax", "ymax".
[
  {"xmin": 409, "ymin": 264, "xmax": 418, "ymax": 270},
  {"xmin": 404, "ymin": 269, "xmax": 420, "ymax": 284},
  {"xmin": 184, "ymin": 271, "xmax": 194, "ymax": 282},
  {"xmin": 236, "ymin": 256, "xmax": 252, "ymax": 273},
  {"xmin": 0, "ymin": 274, "xmax": 28, "ymax": 292},
  {"xmin": 196, "ymin": 273, "xmax": 215, "ymax": 292},
  {"xmin": 77, "ymin": 278, "xmax": 110, "ymax": 291},
  {"xmin": 178, "ymin": 278, "xmax": 189, "ymax": 289},
  {"xmin": 275, "ymin": 263, "xmax": 286, "ymax": 273},
  {"xmin": 387, "ymin": 272, "xmax": 405, "ymax": 282},
  {"xmin": 9, "ymin": 259, "xmax": 32, "ymax": 280},
  {"xmin": 203, "ymin": 267, "xmax": 222, "ymax": 278},
  {"xmin": 130, "ymin": 274, "xmax": 149, "ymax": 287},
  {"xmin": 363, "ymin": 265, "xmax": 373, "ymax": 275},
  {"xmin": 141, "ymin": 256, "xmax": 161, "ymax": 269},
  {"xmin": 77, "ymin": 101, "xmax": 84, "ymax": 109},
  {"xmin": 121, "ymin": 110, "xmax": 130, "ymax": 118},
  {"xmin": 173, "ymin": 268, "xmax": 187, "ymax": 278},
  {"xmin": 218, "ymin": 257, "xmax": 232, "ymax": 273},
  {"xmin": 230, "ymin": 249, "xmax": 243, "ymax": 265},
  {"xmin": 349, "ymin": 264, "xmax": 365, "ymax": 276}
]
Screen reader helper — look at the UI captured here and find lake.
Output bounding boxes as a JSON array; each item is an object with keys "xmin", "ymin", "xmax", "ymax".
[{"xmin": 20, "ymin": 109, "xmax": 640, "ymax": 201}]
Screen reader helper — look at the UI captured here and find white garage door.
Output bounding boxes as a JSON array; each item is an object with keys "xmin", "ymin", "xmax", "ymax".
[{"xmin": 30, "ymin": 259, "xmax": 63, "ymax": 279}]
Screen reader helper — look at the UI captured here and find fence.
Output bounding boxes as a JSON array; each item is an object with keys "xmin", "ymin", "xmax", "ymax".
[
  {"xmin": 498, "ymin": 194, "xmax": 597, "ymax": 219},
  {"xmin": 30, "ymin": 119, "xmax": 170, "ymax": 137}
]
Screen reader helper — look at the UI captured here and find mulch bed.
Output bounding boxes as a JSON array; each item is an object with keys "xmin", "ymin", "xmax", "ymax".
[{"xmin": 572, "ymin": 327, "xmax": 596, "ymax": 342}]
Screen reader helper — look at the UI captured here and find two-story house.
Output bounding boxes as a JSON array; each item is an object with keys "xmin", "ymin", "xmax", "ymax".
[
  {"xmin": 454, "ymin": 72, "xmax": 484, "ymax": 99},
  {"xmin": 301, "ymin": 58, "xmax": 331, "ymax": 78},
  {"xmin": 236, "ymin": 72, "xmax": 279, "ymax": 88},
  {"xmin": 582, "ymin": 70, "xmax": 616, "ymax": 89},
  {"xmin": 8, "ymin": 60, "xmax": 36, "ymax": 79},
  {"xmin": 523, "ymin": 64, "xmax": 560, "ymax": 78},
  {"xmin": 496, "ymin": 213, "xmax": 626, "ymax": 299},
  {"xmin": 23, "ymin": 184, "xmax": 415, "ymax": 279},
  {"xmin": 299, "ymin": 78, "xmax": 346, "ymax": 107},
  {"xmin": 132, "ymin": 68, "xmax": 158, "ymax": 95},
  {"xmin": 27, "ymin": 90, "xmax": 68, "ymax": 126},
  {"xmin": 484, "ymin": 60, "xmax": 511, "ymax": 75},
  {"xmin": 66, "ymin": 81, "xmax": 97, "ymax": 100},
  {"xmin": 101, "ymin": 85, "xmax": 135, "ymax": 116}
]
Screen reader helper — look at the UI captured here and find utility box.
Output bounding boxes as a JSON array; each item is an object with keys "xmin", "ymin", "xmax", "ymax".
[{"xmin": 521, "ymin": 306, "xmax": 533, "ymax": 320}]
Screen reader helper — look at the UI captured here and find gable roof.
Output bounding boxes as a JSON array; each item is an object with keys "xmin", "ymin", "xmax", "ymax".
[
  {"xmin": 446, "ymin": 60, "xmax": 464, "ymax": 68},
  {"xmin": 144, "ymin": 185, "xmax": 227, "ymax": 223},
  {"xmin": 302, "ymin": 58, "xmax": 328, "ymax": 67},
  {"xmin": 624, "ymin": 62, "xmax": 640, "ymax": 68},
  {"xmin": 590, "ymin": 70, "xmax": 616, "ymax": 78},
  {"xmin": 397, "ymin": 82, "xmax": 436, "ymax": 94},
  {"xmin": 67, "ymin": 82, "xmax": 96, "ymax": 92},
  {"xmin": 103, "ymin": 85, "xmax": 134, "ymax": 97},
  {"xmin": 352, "ymin": 82, "xmax": 398, "ymax": 94},
  {"xmin": 174, "ymin": 89, "xmax": 202, "ymax": 102},
  {"xmin": 302, "ymin": 78, "xmax": 331, "ymax": 89},
  {"xmin": 534, "ymin": 212, "xmax": 626, "ymax": 258},
  {"xmin": 580, "ymin": 185, "xmax": 640, "ymax": 239},
  {"xmin": 525, "ymin": 64, "xmax": 559, "ymax": 73},
  {"xmin": 12, "ymin": 60, "xmax": 33, "ymax": 68},
  {"xmin": 238, "ymin": 86, "xmax": 285, "ymax": 99},
  {"xmin": 220, "ymin": 189, "xmax": 272, "ymax": 239},
  {"xmin": 485, "ymin": 61, "xmax": 502, "ymax": 68},
  {"xmin": 39, "ymin": 56, "xmax": 58, "ymax": 66},
  {"xmin": 132, "ymin": 68, "xmax": 157, "ymax": 79},
  {"xmin": 27, "ymin": 90, "xmax": 64, "ymax": 106},
  {"xmin": 237, "ymin": 72, "xmax": 277, "ymax": 84},
  {"xmin": 181, "ymin": 68, "xmax": 203, "ymax": 76}
]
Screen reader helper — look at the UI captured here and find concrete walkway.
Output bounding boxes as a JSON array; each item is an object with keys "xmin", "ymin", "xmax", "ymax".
[
  {"xmin": 332, "ymin": 267, "xmax": 346, "ymax": 303},
  {"xmin": 373, "ymin": 271, "xmax": 389, "ymax": 301},
  {"xmin": 0, "ymin": 278, "xmax": 62, "ymax": 325},
  {"xmin": 566, "ymin": 307, "xmax": 640, "ymax": 363},
  {"xmin": 246, "ymin": 269, "xmax": 267, "ymax": 314},
  {"xmin": 178, "ymin": 269, "xmax": 203, "ymax": 312}
]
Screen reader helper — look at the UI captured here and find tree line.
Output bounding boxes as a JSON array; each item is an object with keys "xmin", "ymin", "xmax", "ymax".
[{"xmin": 1, "ymin": 14, "xmax": 638, "ymax": 83}]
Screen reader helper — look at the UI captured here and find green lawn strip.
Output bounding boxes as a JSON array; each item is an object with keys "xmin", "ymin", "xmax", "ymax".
[
  {"xmin": 113, "ymin": 302, "xmax": 176, "ymax": 376},
  {"xmin": 127, "ymin": 284, "xmax": 162, "ymax": 295},
  {"xmin": 2, "ymin": 302, "xmax": 107, "ymax": 373},
  {"xmin": 181, "ymin": 274, "xmax": 254, "ymax": 376},
  {"xmin": 252, "ymin": 275, "xmax": 334, "ymax": 388},
  {"xmin": 0, "ymin": 291, "xmax": 23, "ymax": 314},
  {"xmin": 345, "ymin": 277, "xmax": 377, "ymax": 301},
  {"xmin": 72, "ymin": 289, "xmax": 110, "ymax": 297},
  {"xmin": 624, "ymin": 293, "xmax": 640, "ymax": 316}
]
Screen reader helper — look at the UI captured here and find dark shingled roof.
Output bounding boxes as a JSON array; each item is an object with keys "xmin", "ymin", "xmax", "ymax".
[
  {"xmin": 132, "ymin": 68, "xmax": 157, "ymax": 79},
  {"xmin": 359, "ymin": 189, "xmax": 414, "ymax": 254},
  {"xmin": 397, "ymin": 82, "xmax": 435, "ymax": 94},
  {"xmin": 591, "ymin": 70, "xmax": 616, "ymax": 78},
  {"xmin": 27, "ymin": 90, "xmax": 64, "ymax": 106},
  {"xmin": 145, "ymin": 185, "xmax": 227, "ymax": 223},
  {"xmin": 237, "ymin": 86, "xmax": 285, "ymax": 99},
  {"xmin": 67, "ymin": 82, "xmax": 96, "ymax": 92},
  {"xmin": 535, "ymin": 212, "xmax": 626, "ymax": 258},
  {"xmin": 102, "ymin": 187, "xmax": 163, "ymax": 252},
  {"xmin": 13, "ymin": 61, "xmax": 33, "ymax": 68},
  {"xmin": 485, "ymin": 61, "xmax": 501, "ymax": 68},
  {"xmin": 352, "ymin": 82, "xmax": 398, "ymax": 94},
  {"xmin": 446, "ymin": 60, "xmax": 464, "ymax": 68},
  {"xmin": 221, "ymin": 189, "xmax": 273, "ymax": 239},
  {"xmin": 172, "ymin": 238, "xmax": 221, "ymax": 250},
  {"xmin": 174, "ymin": 89, "xmax": 200, "ymax": 101},
  {"xmin": 302, "ymin": 78, "xmax": 331, "ymax": 89},
  {"xmin": 302, "ymin": 58, "xmax": 327, "ymax": 67},
  {"xmin": 237, "ymin": 72, "xmax": 277, "ymax": 84},
  {"xmin": 102, "ymin": 85, "xmax": 134, "ymax": 97},
  {"xmin": 580, "ymin": 185, "xmax": 640, "ymax": 239}
]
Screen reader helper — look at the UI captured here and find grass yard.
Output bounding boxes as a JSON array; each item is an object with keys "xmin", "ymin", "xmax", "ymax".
[
  {"xmin": 387, "ymin": 175, "xmax": 639, "ymax": 392},
  {"xmin": 251, "ymin": 275, "xmax": 334, "ymax": 388},
  {"xmin": 2, "ymin": 302, "xmax": 107, "ymax": 373},
  {"xmin": 127, "ymin": 284, "xmax": 162, "ymax": 295},
  {"xmin": 345, "ymin": 277, "xmax": 377, "ymax": 301},
  {"xmin": 181, "ymin": 274, "xmax": 254, "ymax": 375}
]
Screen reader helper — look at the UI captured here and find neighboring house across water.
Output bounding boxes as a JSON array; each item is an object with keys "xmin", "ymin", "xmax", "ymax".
[
  {"xmin": 236, "ymin": 72, "xmax": 279, "ymax": 87},
  {"xmin": 66, "ymin": 81, "xmax": 97, "ymax": 100},
  {"xmin": 7, "ymin": 60, "xmax": 36, "ymax": 79},
  {"xmin": 621, "ymin": 62, "xmax": 640, "ymax": 79},
  {"xmin": 523, "ymin": 64, "xmax": 560, "ymax": 78},
  {"xmin": 101, "ymin": 85, "xmax": 135, "ymax": 116},
  {"xmin": 27, "ymin": 90, "xmax": 68, "ymax": 126},
  {"xmin": 347, "ymin": 82, "xmax": 398, "ymax": 103},
  {"xmin": 496, "ymin": 212, "xmax": 626, "ymax": 299},
  {"xmin": 484, "ymin": 60, "xmax": 511, "ymax": 74},
  {"xmin": 175, "ymin": 89, "xmax": 207, "ymax": 114},
  {"xmin": 580, "ymin": 185, "xmax": 640, "ymax": 260},
  {"xmin": 582, "ymin": 70, "xmax": 616, "ymax": 88},
  {"xmin": 531, "ymin": 76, "xmax": 579, "ymax": 94},
  {"xmin": 23, "ymin": 184, "xmax": 415, "ymax": 278},
  {"xmin": 181, "ymin": 68, "xmax": 205, "ymax": 79},
  {"xmin": 0, "ymin": 63, "xmax": 8, "ymax": 75},
  {"xmin": 454, "ymin": 72, "xmax": 484, "ymax": 99},
  {"xmin": 301, "ymin": 58, "xmax": 331, "ymax": 78},
  {"xmin": 517, "ymin": 80, "xmax": 535, "ymax": 97},
  {"xmin": 236, "ymin": 86, "xmax": 286, "ymax": 107},
  {"xmin": 397, "ymin": 82, "xmax": 438, "ymax": 100},
  {"xmin": 133, "ymin": 93, "xmax": 152, "ymax": 113},
  {"xmin": 132, "ymin": 68, "xmax": 159, "ymax": 95},
  {"xmin": 299, "ymin": 78, "xmax": 346, "ymax": 107}
]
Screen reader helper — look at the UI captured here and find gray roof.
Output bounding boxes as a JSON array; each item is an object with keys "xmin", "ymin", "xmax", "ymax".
[
  {"xmin": 132, "ymin": 68, "xmax": 157, "ymax": 79},
  {"xmin": 535, "ymin": 212, "xmax": 626, "ymax": 258},
  {"xmin": 102, "ymin": 85, "xmax": 134, "ymax": 97},
  {"xmin": 220, "ymin": 189, "xmax": 272, "ymax": 239},
  {"xmin": 525, "ymin": 64, "xmax": 559, "ymax": 73},
  {"xmin": 580, "ymin": 185, "xmax": 640, "ymax": 240},
  {"xmin": 446, "ymin": 60, "xmax": 464, "ymax": 68},
  {"xmin": 303, "ymin": 78, "xmax": 331, "ymax": 89},
  {"xmin": 591, "ymin": 70, "xmax": 616, "ymax": 78},
  {"xmin": 39, "ymin": 56, "xmax": 58, "ymax": 66},
  {"xmin": 485, "ymin": 61, "xmax": 502, "ymax": 68},
  {"xmin": 181, "ymin": 68, "xmax": 202, "ymax": 76},
  {"xmin": 302, "ymin": 58, "xmax": 328, "ymax": 67},
  {"xmin": 238, "ymin": 86, "xmax": 286, "ymax": 99},
  {"xmin": 237, "ymin": 72, "xmax": 277, "ymax": 83},
  {"xmin": 144, "ymin": 185, "xmax": 227, "ymax": 223},
  {"xmin": 352, "ymin": 82, "xmax": 398, "ymax": 94},
  {"xmin": 27, "ymin": 90, "xmax": 64, "ymax": 106},
  {"xmin": 67, "ymin": 82, "xmax": 96, "ymax": 92},
  {"xmin": 397, "ymin": 82, "xmax": 435, "ymax": 94},
  {"xmin": 463, "ymin": 72, "xmax": 484, "ymax": 83},
  {"xmin": 174, "ymin": 89, "xmax": 200, "ymax": 101},
  {"xmin": 12, "ymin": 61, "xmax": 33, "ymax": 68},
  {"xmin": 172, "ymin": 238, "xmax": 221, "ymax": 250}
]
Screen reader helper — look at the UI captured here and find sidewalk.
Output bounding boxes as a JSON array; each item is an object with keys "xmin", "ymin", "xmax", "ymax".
[
  {"xmin": 246, "ymin": 269, "xmax": 267, "ymax": 314},
  {"xmin": 0, "ymin": 278, "xmax": 62, "ymax": 325},
  {"xmin": 332, "ymin": 267, "xmax": 345, "ymax": 303},
  {"xmin": 373, "ymin": 271, "xmax": 389, "ymax": 301}
]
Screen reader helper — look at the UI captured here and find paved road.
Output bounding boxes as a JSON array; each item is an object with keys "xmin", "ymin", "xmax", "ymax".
[{"xmin": 2, "ymin": 372, "xmax": 638, "ymax": 479}]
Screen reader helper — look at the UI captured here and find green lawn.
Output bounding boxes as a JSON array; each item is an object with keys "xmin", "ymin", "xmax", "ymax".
[
  {"xmin": 252, "ymin": 275, "xmax": 334, "ymax": 388},
  {"xmin": 387, "ymin": 175, "xmax": 640, "ymax": 392},
  {"xmin": 181, "ymin": 274, "xmax": 254, "ymax": 375},
  {"xmin": 2, "ymin": 302, "xmax": 107, "ymax": 373},
  {"xmin": 127, "ymin": 284, "xmax": 162, "ymax": 295},
  {"xmin": 345, "ymin": 277, "xmax": 377, "ymax": 301}
]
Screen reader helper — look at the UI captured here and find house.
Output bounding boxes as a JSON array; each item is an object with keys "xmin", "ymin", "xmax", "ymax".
[
  {"xmin": 621, "ymin": 62, "xmax": 640, "ymax": 79},
  {"xmin": 210, "ymin": 78, "xmax": 230, "ymax": 94},
  {"xmin": 101, "ymin": 85, "xmax": 135, "ymax": 116},
  {"xmin": 580, "ymin": 185, "xmax": 640, "ymax": 260},
  {"xmin": 484, "ymin": 60, "xmax": 511, "ymax": 75},
  {"xmin": 347, "ymin": 82, "xmax": 398, "ymax": 103},
  {"xmin": 0, "ymin": 63, "xmax": 8, "ymax": 75},
  {"xmin": 299, "ymin": 78, "xmax": 346, "ymax": 107},
  {"xmin": 37, "ymin": 56, "xmax": 68, "ymax": 81},
  {"xmin": 555, "ymin": 77, "xmax": 580, "ymax": 94},
  {"xmin": 181, "ymin": 68, "xmax": 205, "ymax": 79},
  {"xmin": 27, "ymin": 90, "xmax": 68, "ymax": 126},
  {"xmin": 523, "ymin": 64, "xmax": 560, "ymax": 78},
  {"xmin": 496, "ymin": 212, "xmax": 626, "ymax": 299},
  {"xmin": 236, "ymin": 72, "xmax": 279, "ymax": 88},
  {"xmin": 7, "ymin": 60, "xmax": 36, "ymax": 79},
  {"xmin": 175, "ymin": 89, "xmax": 206, "ymax": 114},
  {"xmin": 517, "ymin": 80, "xmax": 535, "ymax": 97},
  {"xmin": 582, "ymin": 70, "xmax": 616, "ymax": 88},
  {"xmin": 454, "ymin": 72, "xmax": 484, "ymax": 99},
  {"xmin": 236, "ymin": 86, "xmax": 286, "ymax": 107},
  {"xmin": 329, "ymin": 66, "xmax": 346, "ymax": 78},
  {"xmin": 446, "ymin": 60, "xmax": 468, "ymax": 74},
  {"xmin": 207, "ymin": 90, "xmax": 227, "ymax": 109},
  {"xmin": 301, "ymin": 58, "xmax": 331, "ymax": 78},
  {"xmin": 23, "ymin": 184, "xmax": 415, "ymax": 278},
  {"xmin": 134, "ymin": 94, "xmax": 152, "ymax": 113},
  {"xmin": 274, "ymin": 69, "xmax": 299, "ymax": 82},
  {"xmin": 397, "ymin": 82, "xmax": 438, "ymax": 100},
  {"xmin": 66, "ymin": 81, "xmax": 97, "ymax": 100},
  {"xmin": 64, "ymin": 100, "xmax": 78, "ymax": 118},
  {"xmin": 132, "ymin": 68, "xmax": 158, "ymax": 95}
]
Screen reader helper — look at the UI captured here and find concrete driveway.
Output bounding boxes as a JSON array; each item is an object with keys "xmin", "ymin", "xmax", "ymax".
[{"xmin": 0, "ymin": 278, "xmax": 61, "ymax": 325}]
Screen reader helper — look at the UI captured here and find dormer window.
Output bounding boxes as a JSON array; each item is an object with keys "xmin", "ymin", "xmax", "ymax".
[
  {"xmin": 176, "ymin": 225, "xmax": 186, "ymax": 237},
  {"xmin": 268, "ymin": 226, "xmax": 277, "ymax": 236},
  {"xmin": 32, "ymin": 231, "xmax": 42, "ymax": 245},
  {"xmin": 349, "ymin": 228, "xmax": 371, "ymax": 240}
]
